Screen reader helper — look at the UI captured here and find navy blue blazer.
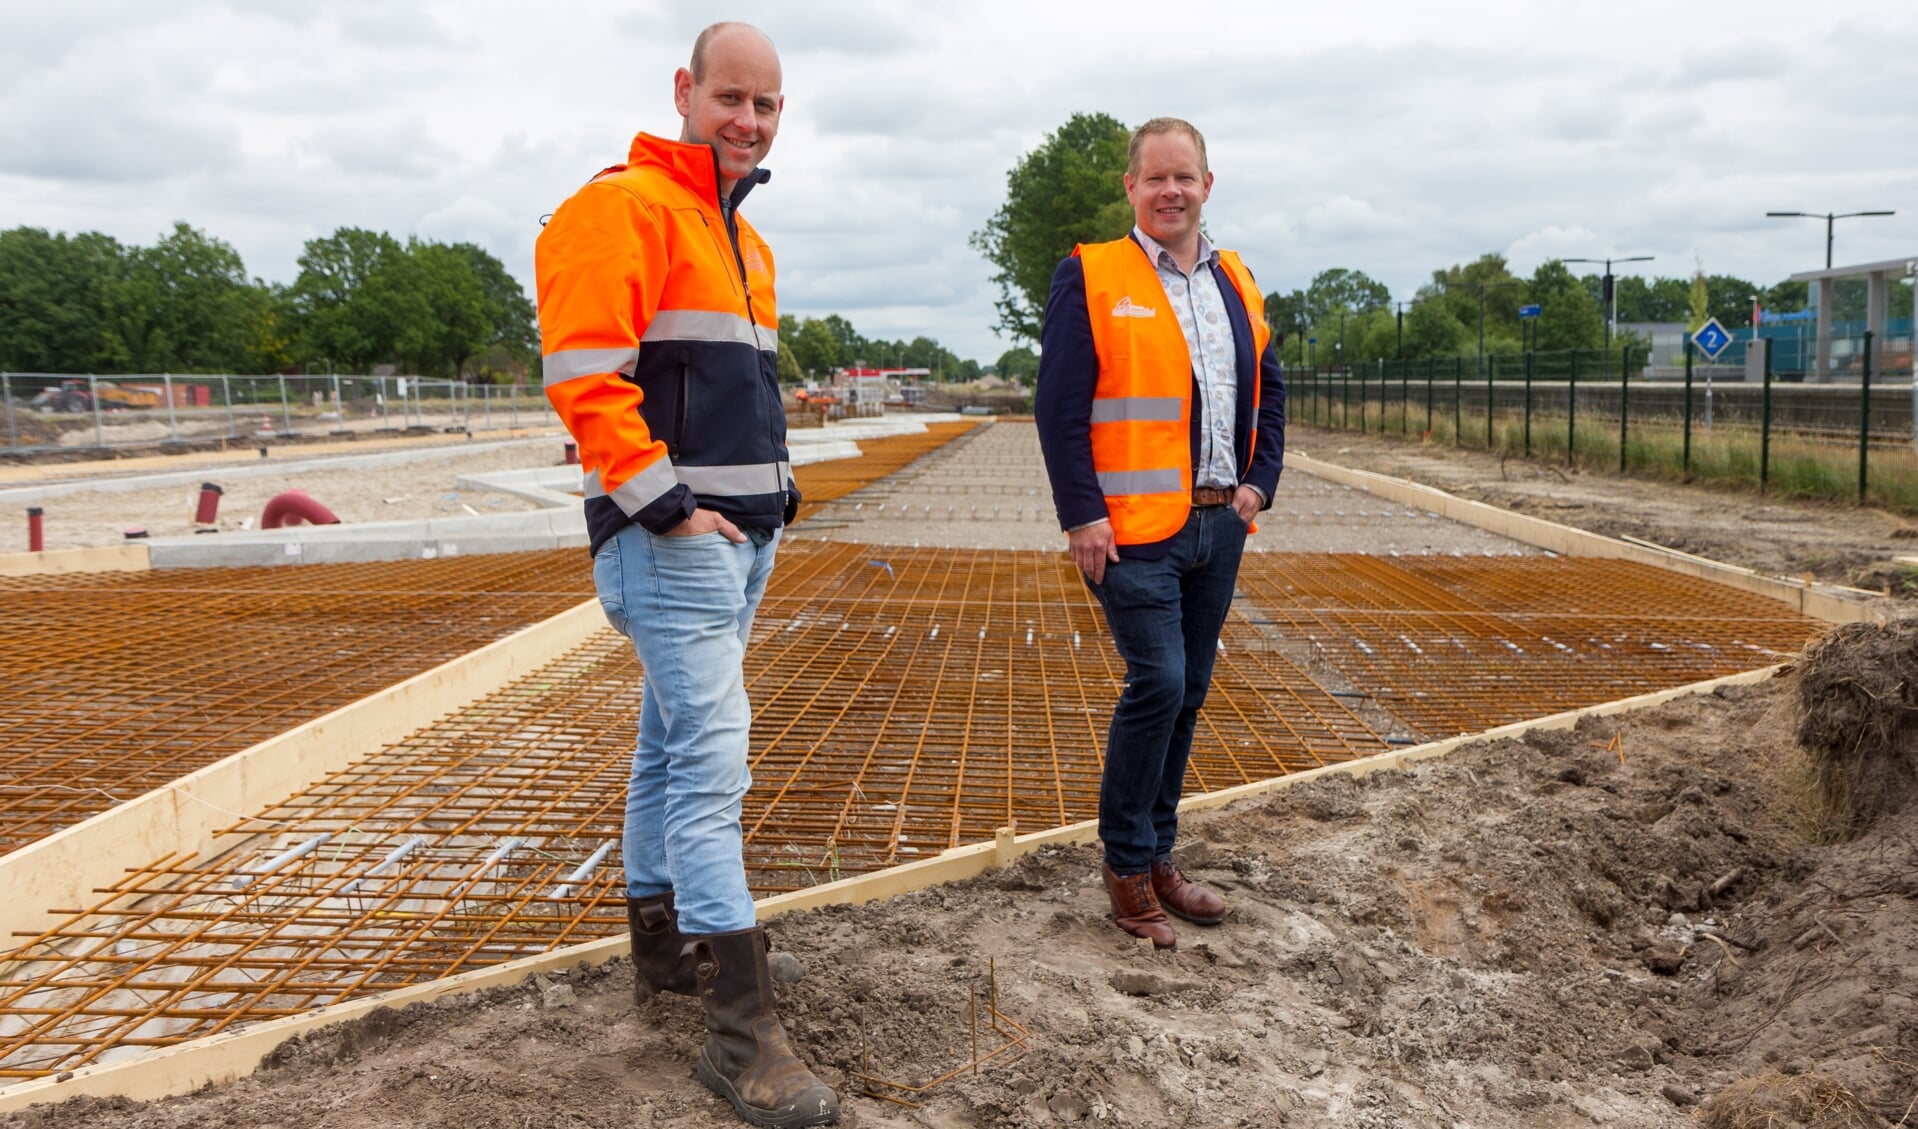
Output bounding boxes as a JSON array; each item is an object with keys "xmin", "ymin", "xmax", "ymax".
[{"xmin": 1034, "ymin": 240, "xmax": 1287, "ymax": 559}]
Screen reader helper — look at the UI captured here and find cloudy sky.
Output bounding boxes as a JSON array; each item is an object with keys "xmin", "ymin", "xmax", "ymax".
[{"xmin": 3, "ymin": 0, "xmax": 1913, "ymax": 364}]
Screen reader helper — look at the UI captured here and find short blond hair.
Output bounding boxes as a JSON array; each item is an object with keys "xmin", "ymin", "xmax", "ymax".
[{"xmin": 1128, "ymin": 117, "xmax": 1208, "ymax": 177}]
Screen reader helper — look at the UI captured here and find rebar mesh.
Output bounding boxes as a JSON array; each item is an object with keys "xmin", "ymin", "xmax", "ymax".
[{"xmin": 0, "ymin": 543, "xmax": 1819, "ymax": 1081}]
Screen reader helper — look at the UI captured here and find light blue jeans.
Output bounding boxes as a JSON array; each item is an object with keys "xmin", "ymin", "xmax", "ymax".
[{"xmin": 593, "ymin": 522, "xmax": 779, "ymax": 935}]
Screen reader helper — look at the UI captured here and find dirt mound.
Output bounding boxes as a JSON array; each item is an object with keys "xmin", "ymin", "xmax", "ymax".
[{"xmin": 1794, "ymin": 619, "xmax": 1918, "ymax": 836}]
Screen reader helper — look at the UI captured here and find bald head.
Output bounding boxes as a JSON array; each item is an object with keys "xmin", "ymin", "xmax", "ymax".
[{"xmin": 689, "ymin": 21, "xmax": 777, "ymax": 82}]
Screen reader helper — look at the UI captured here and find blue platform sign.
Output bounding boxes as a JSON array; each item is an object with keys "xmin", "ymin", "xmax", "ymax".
[
  {"xmin": 1693, "ymin": 317, "xmax": 1733, "ymax": 361},
  {"xmin": 1518, "ymin": 304, "xmax": 1541, "ymax": 319},
  {"xmin": 1308, "ymin": 337, "xmax": 1318, "ymax": 345}
]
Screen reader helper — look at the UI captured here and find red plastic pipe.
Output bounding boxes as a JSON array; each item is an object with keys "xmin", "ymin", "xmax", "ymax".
[
  {"xmin": 27, "ymin": 507, "xmax": 43, "ymax": 553},
  {"xmin": 260, "ymin": 490, "xmax": 341, "ymax": 529}
]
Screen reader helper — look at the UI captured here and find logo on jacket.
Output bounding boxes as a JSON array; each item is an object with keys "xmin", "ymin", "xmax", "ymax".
[
  {"xmin": 1111, "ymin": 297, "xmax": 1157, "ymax": 319},
  {"xmin": 741, "ymin": 245, "xmax": 767, "ymax": 274}
]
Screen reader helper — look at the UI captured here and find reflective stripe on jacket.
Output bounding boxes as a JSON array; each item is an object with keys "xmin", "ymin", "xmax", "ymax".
[
  {"xmin": 1075, "ymin": 238, "xmax": 1271, "ymax": 545},
  {"xmin": 536, "ymin": 131, "xmax": 797, "ymax": 555}
]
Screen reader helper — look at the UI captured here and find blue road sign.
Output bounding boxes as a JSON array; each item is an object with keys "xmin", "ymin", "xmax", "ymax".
[
  {"xmin": 1308, "ymin": 337, "xmax": 1318, "ymax": 345},
  {"xmin": 1518, "ymin": 304, "xmax": 1541, "ymax": 319},
  {"xmin": 1693, "ymin": 317, "xmax": 1733, "ymax": 360}
]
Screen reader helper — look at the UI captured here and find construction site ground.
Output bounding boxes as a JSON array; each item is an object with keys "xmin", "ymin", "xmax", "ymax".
[
  {"xmin": 4, "ymin": 420, "xmax": 1915, "ymax": 1128},
  {"xmin": 1293, "ymin": 425, "xmax": 1918, "ymax": 598}
]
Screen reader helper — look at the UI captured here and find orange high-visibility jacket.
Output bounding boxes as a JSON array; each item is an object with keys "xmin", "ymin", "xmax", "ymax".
[
  {"xmin": 1076, "ymin": 238, "xmax": 1271, "ymax": 545},
  {"xmin": 537, "ymin": 132, "xmax": 796, "ymax": 555}
]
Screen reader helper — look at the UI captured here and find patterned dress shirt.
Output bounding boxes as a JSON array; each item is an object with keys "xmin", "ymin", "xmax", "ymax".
[{"xmin": 1131, "ymin": 226, "xmax": 1238, "ymax": 490}]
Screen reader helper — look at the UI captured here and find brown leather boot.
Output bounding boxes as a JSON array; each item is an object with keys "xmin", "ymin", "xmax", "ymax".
[
  {"xmin": 628, "ymin": 894, "xmax": 803, "ymax": 1005},
  {"xmin": 627, "ymin": 893, "xmax": 696, "ymax": 1003},
  {"xmin": 689, "ymin": 927, "xmax": 840, "ymax": 1128},
  {"xmin": 1150, "ymin": 859, "xmax": 1229, "ymax": 925},
  {"xmin": 1102, "ymin": 864, "xmax": 1177, "ymax": 949}
]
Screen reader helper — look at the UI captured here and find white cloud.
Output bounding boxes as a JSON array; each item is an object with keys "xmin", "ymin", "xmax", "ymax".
[{"xmin": 0, "ymin": 0, "xmax": 1913, "ymax": 363}]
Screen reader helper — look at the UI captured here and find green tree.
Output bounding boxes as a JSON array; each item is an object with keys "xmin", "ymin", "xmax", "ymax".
[
  {"xmin": 1399, "ymin": 299, "xmax": 1469, "ymax": 360},
  {"xmin": 0, "ymin": 227, "xmax": 125, "ymax": 372},
  {"xmin": 995, "ymin": 346, "xmax": 1038, "ymax": 381},
  {"xmin": 1263, "ymin": 288, "xmax": 1310, "ymax": 342},
  {"xmin": 1421, "ymin": 254, "xmax": 1523, "ymax": 356},
  {"xmin": 1304, "ymin": 268, "xmax": 1389, "ymax": 321},
  {"xmin": 1608, "ymin": 276, "xmax": 1690, "ymax": 323},
  {"xmin": 289, "ymin": 227, "xmax": 411, "ymax": 371},
  {"xmin": 776, "ymin": 340, "xmax": 802, "ymax": 383},
  {"xmin": 1528, "ymin": 260, "xmax": 1604, "ymax": 351},
  {"xmin": 790, "ymin": 317, "xmax": 840, "ymax": 377},
  {"xmin": 821, "ymin": 314, "xmax": 865, "ymax": 363},
  {"xmin": 970, "ymin": 111, "xmax": 1132, "ymax": 343},
  {"xmin": 453, "ymin": 241, "xmax": 537, "ymax": 370},
  {"xmin": 1704, "ymin": 274, "xmax": 1761, "ymax": 328},
  {"xmin": 1687, "ymin": 267, "xmax": 1710, "ymax": 333},
  {"xmin": 398, "ymin": 240, "xmax": 488, "ymax": 377}
]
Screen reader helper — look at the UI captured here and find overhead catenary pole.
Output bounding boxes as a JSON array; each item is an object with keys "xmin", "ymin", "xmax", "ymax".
[{"xmin": 1765, "ymin": 209, "xmax": 1896, "ymax": 270}]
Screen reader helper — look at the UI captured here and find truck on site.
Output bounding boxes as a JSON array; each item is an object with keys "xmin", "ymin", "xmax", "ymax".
[{"xmin": 30, "ymin": 379, "xmax": 161, "ymax": 414}]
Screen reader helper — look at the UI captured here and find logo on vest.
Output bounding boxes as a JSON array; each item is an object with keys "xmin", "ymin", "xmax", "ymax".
[
  {"xmin": 1111, "ymin": 296, "xmax": 1157, "ymax": 319},
  {"xmin": 741, "ymin": 245, "xmax": 767, "ymax": 275}
]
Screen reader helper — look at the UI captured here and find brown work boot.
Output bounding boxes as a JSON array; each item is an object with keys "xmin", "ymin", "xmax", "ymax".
[
  {"xmin": 628, "ymin": 894, "xmax": 803, "ymax": 1006},
  {"xmin": 627, "ymin": 893, "xmax": 696, "ymax": 1003},
  {"xmin": 1150, "ymin": 859, "xmax": 1229, "ymax": 925},
  {"xmin": 1102, "ymin": 864, "xmax": 1177, "ymax": 950},
  {"xmin": 689, "ymin": 927, "xmax": 840, "ymax": 1128}
]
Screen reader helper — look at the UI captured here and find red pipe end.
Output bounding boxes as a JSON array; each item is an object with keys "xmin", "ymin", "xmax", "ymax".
[
  {"xmin": 564, "ymin": 441, "xmax": 579, "ymax": 466},
  {"xmin": 27, "ymin": 507, "xmax": 43, "ymax": 553},
  {"xmin": 194, "ymin": 482, "xmax": 224, "ymax": 525}
]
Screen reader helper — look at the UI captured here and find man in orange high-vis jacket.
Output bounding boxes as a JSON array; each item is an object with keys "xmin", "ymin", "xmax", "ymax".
[
  {"xmin": 1035, "ymin": 117, "xmax": 1286, "ymax": 952},
  {"xmin": 535, "ymin": 22, "xmax": 835, "ymax": 1129}
]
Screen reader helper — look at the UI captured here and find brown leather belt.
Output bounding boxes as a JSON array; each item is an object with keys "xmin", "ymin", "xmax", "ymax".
[{"xmin": 1191, "ymin": 486, "xmax": 1235, "ymax": 507}]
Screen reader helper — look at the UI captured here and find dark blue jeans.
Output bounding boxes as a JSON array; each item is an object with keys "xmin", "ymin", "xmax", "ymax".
[{"xmin": 1085, "ymin": 506, "xmax": 1248, "ymax": 874}]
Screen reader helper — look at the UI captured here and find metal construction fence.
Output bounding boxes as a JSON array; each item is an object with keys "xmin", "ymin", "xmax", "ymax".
[
  {"xmin": 1296, "ymin": 335, "xmax": 1918, "ymax": 507},
  {"xmin": 1, "ymin": 373, "xmax": 560, "ymax": 454}
]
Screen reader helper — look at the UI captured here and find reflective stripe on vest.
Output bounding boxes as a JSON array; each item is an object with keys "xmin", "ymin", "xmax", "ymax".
[
  {"xmin": 1089, "ymin": 396, "xmax": 1184, "ymax": 423},
  {"xmin": 543, "ymin": 346, "xmax": 638, "ymax": 387},
  {"xmin": 676, "ymin": 461, "xmax": 791, "ymax": 497},
  {"xmin": 641, "ymin": 309, "xmax": 779, "ymax": 352},
  {"xmin": 584, "ymin": 458, "xmax": 681, "ymax": 517},
  {"xmin": 1096, "ymin": 468, "xmax": 1184, "ymax": 496}
]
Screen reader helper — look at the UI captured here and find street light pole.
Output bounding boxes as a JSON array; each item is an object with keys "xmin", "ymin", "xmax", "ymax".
[
  {"xmin": 1394, "ymin": 300, "xmax": 1410, "ymax": 360},
  {"xmin": 1766, "ymin": 210, "xmax": 1897, "ymax": 270},
  {"xmin": 1565, "ymin": 255, "xmax": 1655, "ymax": 362}
]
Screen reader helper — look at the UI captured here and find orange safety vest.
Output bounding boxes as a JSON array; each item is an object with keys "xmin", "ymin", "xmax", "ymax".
[{"xmin": 1076, "ymin": 238, "xmax": 1270, "ymax": 545}]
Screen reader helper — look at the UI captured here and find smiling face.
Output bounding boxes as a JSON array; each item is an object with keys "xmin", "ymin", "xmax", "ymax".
[
  {"xmin": 674, "ymin": 24, "xmax": 783, "ymax": 194},
  {"xmin": 1124, "ymin": 130, "xmax": 1213, "ymax": 254}
]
